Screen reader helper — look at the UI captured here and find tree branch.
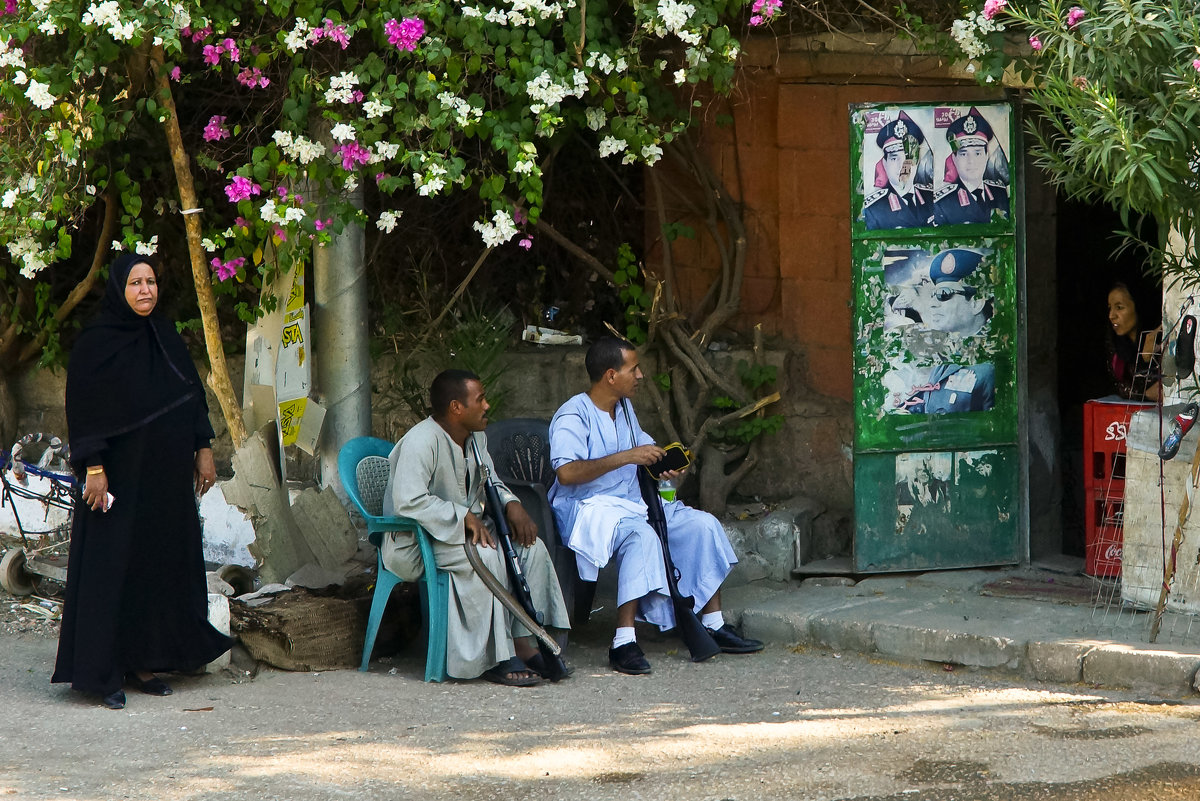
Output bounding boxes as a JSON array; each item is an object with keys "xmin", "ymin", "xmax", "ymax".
[{"xmin": 533, "ymin": 218, "xmax": 619, "ymax": 285}]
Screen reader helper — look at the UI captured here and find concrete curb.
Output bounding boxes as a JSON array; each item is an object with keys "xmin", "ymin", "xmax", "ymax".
[{"xmin": 723, "ymin": 575, "xmax": 1200, "ymax": 698}]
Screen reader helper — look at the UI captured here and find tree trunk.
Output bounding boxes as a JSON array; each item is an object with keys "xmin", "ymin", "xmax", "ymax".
[
  {"xmin": 0, "ymin": 367, "xmax": 17, "ymax": 450},
  {"xmin": 150, "ymin": 46, "xmax": 248, "ymax": 448}
]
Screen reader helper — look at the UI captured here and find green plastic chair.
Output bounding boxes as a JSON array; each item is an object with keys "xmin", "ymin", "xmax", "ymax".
[{"xmin": 339, "ymin": 436, "xmax": 448, "ymax": 682}]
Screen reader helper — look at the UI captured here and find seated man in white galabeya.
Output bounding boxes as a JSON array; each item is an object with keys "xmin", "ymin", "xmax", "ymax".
[{"xmin": 548, "ymin": 336, "xmax": 763, "ymax": 675}]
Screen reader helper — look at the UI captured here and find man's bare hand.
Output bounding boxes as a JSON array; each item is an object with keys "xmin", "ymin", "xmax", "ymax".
[
  {"xmin": 625, "ymin": 444, "xmax": 666, "ymax": 466},
  {"xmin": 465, "ymin": 511, "xmax": 495, "ymax": 548},
  {"xmin": 505, "ymin": 501, "xmax": 538, "ymax": 547}
]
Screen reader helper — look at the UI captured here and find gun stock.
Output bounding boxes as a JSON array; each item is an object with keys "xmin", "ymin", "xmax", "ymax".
[
  {"xmin": 470, "ymin": 436, "xmax": 570, "ymax": 681},
  {"xmin": 636, "ymin": 467, "xmax": 720, "ymax": 663}
]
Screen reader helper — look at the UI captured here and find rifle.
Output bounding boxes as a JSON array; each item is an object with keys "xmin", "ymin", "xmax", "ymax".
[
  {"xmin": 626, "ymin": 401, "xmax": 720, "ymax": 663},
  {"xmin": 469, "ymin": 436, "xmax": 570, "ymax": 681}
]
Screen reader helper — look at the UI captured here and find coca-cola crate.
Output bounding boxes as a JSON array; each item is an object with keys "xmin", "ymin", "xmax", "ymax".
[
  {"xmin": 1084, "ymin": 489, "xmax": 1123, "ymax": 577},
  {"xmin": 1083, "ymin": 400, "xmax": 1143, "ymax": 493}
]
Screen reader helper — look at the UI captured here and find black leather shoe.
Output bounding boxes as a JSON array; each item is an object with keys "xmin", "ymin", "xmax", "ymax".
[
  {"xmin": 102, "ymin": 690, "xmax": 126, "ymax": 710},
  {"xmin": 707, "ymin": 624, "xmax": 764, "ymax": 654},
  {"xmin": 609, "ymin": 642, "xmax": 652, "ymax": 675}
]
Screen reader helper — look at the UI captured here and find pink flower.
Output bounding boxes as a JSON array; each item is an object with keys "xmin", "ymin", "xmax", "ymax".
[
  {"xmin": 982, "ymin": 0, "xmax": 1006, "ymax": 20},
  {"xmin": 350, "ymin": 90, "xmax": 364, "ymax": 103},
  {"xmin": 203, "ymin": 115, "xmax": 229, "ymax": 142},
  {"xmin": 2, "ymin": 1, "xmax": 16, "ymax": 16},
  {"xmin": 234, "ymin": 216, "xmax": 249, "ymax": 228},
  {"xmin": 190, "ymin": 26, "xmax": 212, "ymax": 43},
  {"xmin": 223, "ymin": 38, "xmax": 240, "ymax": 63},
  {"xmin": 1192, "ymin": 58, "xmax": 1200, "ymax": 72},
  {"xmin": 748, "ymin": 0, "xmax": 780, "ymax": 24},
  {"xmin": 237, "ymin": 67, "xmax": 269, "ymax": 88},
  {"xmin": 170, "ymin": 66, "xmax": 182, "ymax": 81},
  {"xmin": 314, "ymin": 218, "xmax": 333, "ymax": 231},
  {"xmin": 518, "ymin": 236, "xmax": 533, "ymax": 250},
  {"xmin": 1029, "ymin": 34, "xmax": 1043, "ymax": 51},
  {"xmin": 202, "ymin": 44, "xmax": 221, "ymax": 66},
  {"xmin": 224, "ymin": 176, "xmax": 262, "ymax": 203},
  {"xmin": 375, "ymin": 172, "xmax": 389, "ymax": 183},
  {"xmin": 323, "ymin": 19, "xmax": 351, "ymax": 49},
  {"xmin": 276, "ymin": 185, "xmax": 289, "ymax": 199},
  {"xmin": 210, "ymin": 257, "xmax": 244, "ymax": 281},
  {"xmin": 333, "ymin": 142, "xmax": 372, "ymax": 170},
  {"xmin": 272, "ymin": 226, "xmax": 287, "ymax": 241},
  {"xmin": 1066, "ymin": 6, "xmax": 1084, "ymax": 28},
  {"xmin": 384, "ymin": 17, "xmax": 425, "ymax": 52},
  {"xmin": 513, "ymin": 207, "xmax": 528, "ymax": 225}
]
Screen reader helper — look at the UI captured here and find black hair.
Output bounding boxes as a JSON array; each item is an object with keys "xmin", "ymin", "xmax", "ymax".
[
  {"xmin": 430, "ymin": 369, "xmax": 480, "ymax": 416},
  {"xmin": 585, "ymin": 336, "xmax": 636, "ymax": 383}
]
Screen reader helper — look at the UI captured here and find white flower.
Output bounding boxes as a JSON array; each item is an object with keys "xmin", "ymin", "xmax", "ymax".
[
  {"xmin": 513, "ymin": 158, "xmax": 535, "ymax": 175},
  {"xmin": 585, "ymin": 107, "xmax": 605, "ymax": 131},
  {"xmin": 0, "ymin": 38, "xmax": 26, "ymax": 69},
  {"xmin": 283, "ymin": 206, "xmax": 306, "ymax": 223},
  {"xmin": 674, "ymin": 68, "xmax": 687, "ymax": 85},
  {"xmin": 344, "ymin": 175, "xmax": 358, "ymax": 191},
  {"xmin": 201, "ymin": 238, "xmax": 218, "ymax": 252},
  {"xmin": 259, "ymin": 199, "xmax": 285, "ymax": 224},
  {"xmin": 134, "ymin": 236, "xmax": 159, "ymax": 255},
  {"xmin": 363, "ymin": 99, "xmax": 393, "ymax": 119},
  {"xmin": 1, "ymin": 189, "xmax": 16, "ymax": 209},
  {"xmin": 272, "ymin": 130, "xmax": 294, "ymax": 150},
  {"xmin": 375, "ymin": 141, "xmax": 401, "ymax": 160},
  {"xmin": 462, "ymin": 6, "xmax": 482, "ymax": 16},
  {"xmin": 284, "ymin": 18, "xmax": 311, "ymax": 52},
  {"xmin": 641, "ymin": 144, "xmax": 663, "ymax": 165},
  {"xmin": 598, "ymin": 136, "xmax": 627, "ymax": 158},
  {"xmin": 38, "ymin": 19, "xmax": 58, "ymax": 35},
  {"xmin": 12, "ymin": 70, "xmax": 26, "ymax": 85},
  {"xmin": 615, "ymin": 57, "xmax": 627, "ymax": 71},
  {"xmin": 330, "ymin": 123, "xmax": 356, "ymax": 142},
  {"xmin": 472, "ymin": 210, "xmax": 518, "ymax": 247},
  {"xmin": 111, "ymin": 240, "xmax": 125, "ymax": 251},
  {"xmin": 656, "ymin": 0, "xmax": 696, "ymax": 33},
  {"xmin": 414, "ymin": 163, "xmax": 448, "ymax": 196},
  {"xmin": 377, "ymin": 210, "xmax": 401, "ymax": 233},
  {"xmin": 25, "ymin": 79, "xmax": 56, "ymax": 110}
]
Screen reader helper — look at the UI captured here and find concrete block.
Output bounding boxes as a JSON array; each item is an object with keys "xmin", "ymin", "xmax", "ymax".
[
  {"xmin": 809, "ymin": 614, "xmax": 875, "ymax": 653},
  {"xmin": 1025, "ymin": 640, "xmax": 1091, "ymax": 684},
  {"xmin": 740, "ymin": 607, "xmax": 808, "ymax": 644},
  {"xmin": 206, "ymin": 593, "xmax": 232, "ymax": 672},
  {"xmin": 1082, "ymin": 644, "xmax": 1200, "ymax": 695},
  {"xmin": 873, "ymin": 624, "xmax": 1022, "ymax": 669}
]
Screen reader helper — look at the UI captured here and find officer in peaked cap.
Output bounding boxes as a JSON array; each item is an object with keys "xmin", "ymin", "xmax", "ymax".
[
  {"xmin": 933, "ymin": 107, "xmax": 1010, "ymax": 226},
  {"xmin": 862, "ymin": 112, "xmax": 935, "ymax": 231},
  {"xmin": 919, "ymin": 248, "xmax": 994, "ymax": 335}
]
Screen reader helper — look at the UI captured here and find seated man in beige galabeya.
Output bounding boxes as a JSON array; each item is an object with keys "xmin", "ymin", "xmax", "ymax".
[{"xmin": 383, "ymin": 369, "xmax": 570, "ymax": 686}]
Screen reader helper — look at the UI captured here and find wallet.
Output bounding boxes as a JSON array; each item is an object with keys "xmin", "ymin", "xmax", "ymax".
[{"xmin": 643, "ymin": 442, "xmax": 691, "ymax": 479}]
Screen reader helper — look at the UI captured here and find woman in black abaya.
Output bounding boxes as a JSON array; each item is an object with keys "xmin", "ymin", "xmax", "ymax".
[{"xmin": 53, "ymin": 254, "xmax": 232, "ymax": 710}]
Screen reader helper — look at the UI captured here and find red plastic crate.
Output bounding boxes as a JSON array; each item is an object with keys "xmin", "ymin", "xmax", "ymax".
[
  {"xmin": 1084, "ymin": 488, "xmax": 1123, "ymax": 577},
  {"xmin": 1082, "ymin": 400, "xmax": 1143, "ymax": 493}
]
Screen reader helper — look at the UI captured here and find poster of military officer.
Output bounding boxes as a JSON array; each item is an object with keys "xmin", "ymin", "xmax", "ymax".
[
  {"xmin": 853, "ymin": 236, "xmax": 1016, "ymax": 449},
  {"xmin": 851, "ymin": 102, "xmax": 1013, "ymax": 234},
  {"xmin": 932, "ymin": 105, "xmax": 1012, "ymax": 226}
]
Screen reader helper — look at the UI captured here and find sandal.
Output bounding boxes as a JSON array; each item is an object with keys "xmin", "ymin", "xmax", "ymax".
[{"xmin": 482, "ymin": 657, "xmax": 542, "ymax": 687}]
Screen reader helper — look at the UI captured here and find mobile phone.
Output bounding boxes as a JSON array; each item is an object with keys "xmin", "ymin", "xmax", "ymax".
[{"xmin": 644, "ymin": 442, "xmax": 691, "ymax": 479}]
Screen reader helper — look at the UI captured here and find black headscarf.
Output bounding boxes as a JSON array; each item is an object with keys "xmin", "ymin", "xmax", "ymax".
[{"xmin": 65, "ymin": 254, "xmax": 206, "ymax": 470}]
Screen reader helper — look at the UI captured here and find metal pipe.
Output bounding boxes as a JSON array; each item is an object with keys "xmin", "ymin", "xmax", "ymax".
[{"xmin": 313, "ymin": 186, "xmax": 371, "ymax": 498}]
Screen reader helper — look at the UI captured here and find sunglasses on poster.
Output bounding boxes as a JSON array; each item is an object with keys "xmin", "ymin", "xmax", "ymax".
[{"xmin": 931, "ymin": 287, "xmax": 976, "ymax": 303}]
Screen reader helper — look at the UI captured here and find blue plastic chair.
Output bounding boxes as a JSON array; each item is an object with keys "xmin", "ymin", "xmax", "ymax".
[{"xmin": 338, "ymin": 436, "xmax": 448, "ymax": 682}]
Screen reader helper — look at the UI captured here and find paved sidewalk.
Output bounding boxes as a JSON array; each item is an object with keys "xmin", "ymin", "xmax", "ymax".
[{"xmin": 721, "ymin": 567, "xmax": 1200, "ymax": 698}]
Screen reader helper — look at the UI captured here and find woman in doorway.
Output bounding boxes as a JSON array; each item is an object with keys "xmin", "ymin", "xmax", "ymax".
[
  {"xmin": 1106, "ymin": 281, "xmax": 1161, "ymax": 401},
  {"xmin": 52, "ymin": 254, "xmax": 232, "ymax": 710}
]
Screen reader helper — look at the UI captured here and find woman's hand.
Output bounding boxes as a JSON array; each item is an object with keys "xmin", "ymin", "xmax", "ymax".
[
  {"xmin": 194, "ymin": 447, "xmax": 217, "ymax": 496},
  {"xmin": 82, "ymin": 469, "xmax": 110, "ymax": 512}
]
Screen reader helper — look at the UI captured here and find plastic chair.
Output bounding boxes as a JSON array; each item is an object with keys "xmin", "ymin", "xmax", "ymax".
[
  {"xmin": 484, "ymin": 418, "xmax": 593, "ymax": 624},
  {"xmin": 338, "ymin": 436, "xmax": 448, "ymax": 682}
]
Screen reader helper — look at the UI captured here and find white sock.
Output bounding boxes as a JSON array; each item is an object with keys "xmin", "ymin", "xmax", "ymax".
[
  {"xmin": 701, "ymin": 611, "xmax": 725, "ymax": 631},
  {"xmin": 612, "ymin": 627, "xmax": 636, "ymax": 648}
]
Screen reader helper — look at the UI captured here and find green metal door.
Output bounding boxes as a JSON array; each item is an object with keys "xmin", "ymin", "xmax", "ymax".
[{"xmin": 849, "ymin": 101, "xmax": 1021, "ymax": 572}]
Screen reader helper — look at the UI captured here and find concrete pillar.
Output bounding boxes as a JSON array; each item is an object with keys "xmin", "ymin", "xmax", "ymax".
[{"xmin": 313, "ymin": 188, "xmax": 371, "ymax": 497}]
